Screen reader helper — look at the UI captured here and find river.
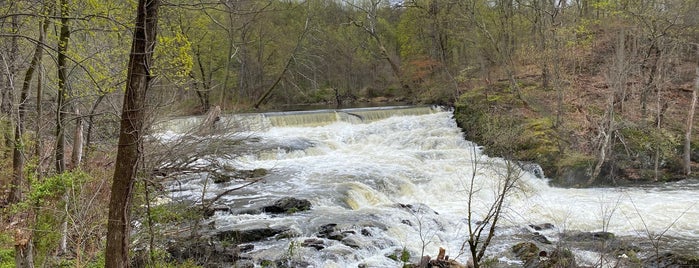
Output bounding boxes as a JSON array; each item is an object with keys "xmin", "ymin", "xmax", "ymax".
[{"xmin": 157, "ymin": 106, "xmax": 699, "ymax": 267}]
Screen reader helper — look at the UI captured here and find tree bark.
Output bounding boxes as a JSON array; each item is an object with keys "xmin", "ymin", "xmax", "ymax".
[
  {"xmin": 105, "ymin": 0, "xmax": 159, "ymax": 266},
  {"xmin": 684, "ymin": 60, "xmax": 699, "ymax": 176},
  {"xmin": 71, "ymin": 107, "xmax": 83, "ymax": 169},
  {"xmin": 55, "ymin": 0, "xmax": 70, "ymax": 174}
]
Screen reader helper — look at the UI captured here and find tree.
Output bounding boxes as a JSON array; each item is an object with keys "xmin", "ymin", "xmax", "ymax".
[
  {"xmin": 684, "ymin": 52, "xmax": 698, "ymax": 175},
  {"xmin": 105, "ymin": 0, "xmax": 160, "ymax": 266},
  {"xmin": 459, "ymin": 121, "xmax": 524, "ymax": 268}
]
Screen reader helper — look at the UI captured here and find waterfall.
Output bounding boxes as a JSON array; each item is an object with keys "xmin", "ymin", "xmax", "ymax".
[{"xmin": 157, "ymin": 107, "xmax": 699, "ymax": 267}]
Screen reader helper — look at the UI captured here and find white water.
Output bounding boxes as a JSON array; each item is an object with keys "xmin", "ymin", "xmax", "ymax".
[{"xmin": 160, "ymin": 108, "xmax": 699, "ymax": 267}]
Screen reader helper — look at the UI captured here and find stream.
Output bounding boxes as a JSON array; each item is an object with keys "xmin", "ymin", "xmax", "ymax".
[{"xmin": 155, "ymin": 106, "xmax": 699, "ymax": 267}]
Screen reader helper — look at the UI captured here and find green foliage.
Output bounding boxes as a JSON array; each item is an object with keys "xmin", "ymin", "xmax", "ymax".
[
  {"xmin": 0, "ymin": 243, "xmax": 13, "ymax": 268},
  {"xmin": 155, "ymin": 30, "xmax": 194, "ymax": 85},
  {"xmin": 400, "ymin": 248, "xmax": 410, "ymax": 263},
  {"xmin": 28, "ymin": 170, "xmax": 90, "ymax": 206}
]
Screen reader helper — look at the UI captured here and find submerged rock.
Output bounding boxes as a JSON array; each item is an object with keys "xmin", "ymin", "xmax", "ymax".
[{"xmin": 262, "ymin": 197, "xmax": 312, "ymax": 214}]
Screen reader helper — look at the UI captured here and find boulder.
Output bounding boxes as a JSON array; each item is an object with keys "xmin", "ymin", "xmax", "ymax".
[
  {"xmin": 166, "ymin": 238, "xmax": 243, "ymax": 266},
  {"xmin": 317, "ymin": 223, "xmax": 347, "ymax": 241},
  {"xmin": 528, "ymin": 223, "xmax": 555, "ymax": 231},
  {"xmin": 302, "ymin": 238, "xmax": 325, "ymax": 250},
  {"xmin": 642, "ymin": 252, "xmax": 699, "ymax": 267},
  {"xmin": 262, "ymin": 197, "xmax": 311, "ymax": 214},
  {"xmin": 565, "ymin": 231, "xmax": 615, "ymax": 242},
  {"xmin": 512, "ymin": 242, "xmax": 576, "ymax": 268}
]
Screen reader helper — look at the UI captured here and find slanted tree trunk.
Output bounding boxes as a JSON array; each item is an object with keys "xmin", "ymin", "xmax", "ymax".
[
  {"xmin": 254, "ymin": 15, "xmax": 309, "ymax": 109},
  {"xmin": 105, "ymin": 0, "xmax": 160, "ymax": 266}
]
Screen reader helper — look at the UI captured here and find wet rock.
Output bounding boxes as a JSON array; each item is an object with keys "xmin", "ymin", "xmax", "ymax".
[
  {"xmin": 361, "ymin": 228, "xmax": 372, "ymax": 236},
  {"xmin": 262, "ymin": 197, "xmax": 312, "ymax": 214},
  {"xmin": 216, "ymin": 227, "xmax": 289, "ymax": 243},
  {"xmin": 326, "ymin": 232, "xmax": 345, "ymax": 241},
  {"xmin": 238, "ymin": 244, "xmax": 254, "ymax": 252},
  {"xmin": 396, "ymin": 203, "xmax": 439, "ymax": 215},
  {"xmin": 166, "ymin": 239, "xmax": 238, "ymax": 266},
  {"xmin": 341, "ymin": 237, "xmax": 362, "ymax": 249},
  {"xmin": 642, "ymin": 252, "xmax": 699, "ymax": 267},
  {"xmin": 302, "ymin": 238, "xmax": 325, "ymax": 250},
  {"xmin": 529, "ymin": 223, "xmax": 555, "ymax": 231},
  {"xmin": 565, "ymin": 231, "xmax": 615, "ymax": 242},
  {"xmin": 512, "ymin": 242, "xmax": 576, "ymax": 268},
  {"xmin": 318, "ymin": 223, "xmax": 337, "ymax": 235},
  {"xmin": 273, "ymin": 259, "xmax": 312, "ymax": 268},
  {"xmin": 532, "ymin": 233, "xmax": 552, "ymax": 244},
  {"xmin": 276, "ymin": 229, "xmax": 301, "ymax": 240},
  {"xmin": 316, "ymin": 223, "xmax": 346, "ymax": 241},
  {"xmin": 519, "ymin": 162, "xmax": 545, "ymax": 179},
  {"xmin": 213, "ymin": 168, "xmax": 268, "ymax": 183}
]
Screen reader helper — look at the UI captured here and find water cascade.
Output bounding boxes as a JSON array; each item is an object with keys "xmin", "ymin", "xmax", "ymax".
[{"xmin": 157, "ymin": 106, "xmax": 699, "ymax": 267}]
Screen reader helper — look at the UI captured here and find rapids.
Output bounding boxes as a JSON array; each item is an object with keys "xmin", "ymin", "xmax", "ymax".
[{"xmin": 158, "ymin": 106, "xmax": 699, "ymax": 267}]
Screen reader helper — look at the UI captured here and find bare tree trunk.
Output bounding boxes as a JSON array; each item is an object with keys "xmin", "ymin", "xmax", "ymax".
[
  {"xmin": 71, "ymin": 107, "xmax": 83, "ymax": 169},
  {"xmin": 683, "ymin": 60, "xmax": 699, "ymax": 176},
  {"xmin": 105, "ymin": 0, "xmax": 160, "ymax": 266},
  {"xmin": 1, "ymin": 13, "xmax": 18, "ymax": 159},
  {"xmin": 84, "ymin": 95, "xmax": 104, "ymax": 162},
  {"xmin": 55, "ymin": 1, "xmax": 71, "ymax": 257},
  {"xmin": 8, "ymin": 11, "xmax": 48, "ymax": 205},
  {"xmin": 14, "ymin": 238, "xmax": 34, "ymax": 268},
  {"xmin": 56, "ymin": 0, "xmax": 71, "ymax": 174},
  {"xmin": 254, "ymin": 15, "xmax": 309, "ymax": 109}
]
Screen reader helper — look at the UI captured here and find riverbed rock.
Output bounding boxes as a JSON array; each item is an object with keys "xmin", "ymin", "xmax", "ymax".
[
  {"xmin": 528, "ymin": 223, "xmax": 555, "ymax": 231},
  {"xmin": 166, "ymin": 238, "xmax": 242, "ymax": 266},
  {"xmin": 213, "ymin": 168, "xmax": 268, "ymax": 183},
  {"xmin": 262, "ymin": 197, "xmax": 312, "ymax": 214},
  {"xmin": 216, "ymin": 227, "xmax": 289, "ymax": 243},
  {"xmin": 564, "ymin": 231, "xmax": 615, "ymax": 242},
  {"xmin": 642, "ymin": 252, "xmax": 699, "ymax": 267},
  {"xmin": 341, "ymin": 236, "xmax": 362, "ymax": 249},
  {"xmin": 302, "ymin": 238, "xmax": 325, "ymax": 250},
  {"xmin": 512, "ymin": 242, "xmax": 576, "ymax": 268}
]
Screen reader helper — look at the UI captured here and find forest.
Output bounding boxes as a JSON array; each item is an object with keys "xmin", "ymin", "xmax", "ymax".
[{"xmin": 1, "ymin": 0, "xmax": 699, "ymax": 267}]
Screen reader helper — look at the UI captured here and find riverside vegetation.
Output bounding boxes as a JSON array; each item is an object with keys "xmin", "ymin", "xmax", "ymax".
[{"xmin": 2, "ymin": 0, "xmax": 699, "ymax": 267}]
